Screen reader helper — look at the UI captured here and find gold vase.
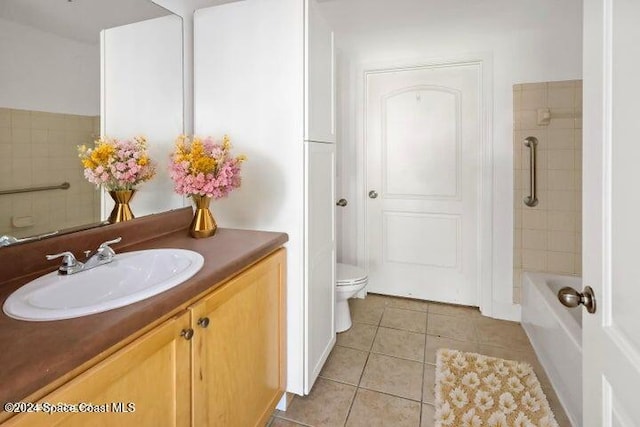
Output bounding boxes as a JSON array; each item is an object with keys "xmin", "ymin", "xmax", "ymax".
[
  {"xmin": 189, "ymin": 194, "xmax": 217, "ymax": 238},
  {"xmin": 108, "ymin": 190, "xmax": 136, "ymax": 224}
]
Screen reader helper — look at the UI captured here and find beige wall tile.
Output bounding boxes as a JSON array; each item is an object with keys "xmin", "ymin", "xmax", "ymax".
[
  {"xmin": 521, "ymin": 88, "xmax": 547, "ymax": 110},
  {"xmin": 0, "ymin": 143, "xmax": 11, "ymax": 160},
  {"xmin": 548, "ymin": 86, "xmax": 575, "ymax": 109},
  {"xmin": 513, "ymin": 268, "xmax": 522, "ymax": 289},
  {"xmin": 548, "ymin": 170, "xmax": 576, "ymax": 191},
  {"xmin": 547, "ymin": 150, "xmax": 575, "ymax": 170},
  {"xmin": 513, "ymin": 248, "xmax": 521, "ymax": 268},
  {"xmin": 0, "ymin": 127, "xmax": 10, "ymax": 144},
  {"xmin": 513, "ymin": 81, "xmax": 583, "ymax": 303},
  {"xmin": 523, "ymin": 229, "xmax": 547, "ymax": 250},
  {"xmin": 548, "ymin": 81, "xmax": 576, "ymax": 89},
  {"xmin": 548, "ymin": 231, "xmax": 576, "ymax": 253},
  {"xmin": 522, "ymin": 249, "xmax": 547, "ymax": 271},
  {"xmin": 547, "ymin": 252, "xmax": 575, "ymax": 274},
  {"xmin": 0, "ymin": 108, "xmax": 10, "ymax": 127},
  {"xmin": 548, "ymin": 211, "xmax": 576, "ymax": 231},
  {"xmin": 11, "ymin": 110, "xmax": 30, "ymax": 128},
  {"xmin": 521, "ymin": 82, "xmax": 547, "ymax": 91},
  {"xmin": 548, "ymin": 190, "xmax": 576, "ymax": 211},
  {"xmin": 547, "ymin": 128, "xmax": 574, "ymax": 150},
  {"xmin": 522, "ymin": 210, "xmax": 547, "ymax": 230},
  {"xmin": 513, "ymin": 286, "xmax": 522, "ymax": 304},
  {"xmin": 548, "ymin": 109, "xmax": 575, "ymax": 129}
]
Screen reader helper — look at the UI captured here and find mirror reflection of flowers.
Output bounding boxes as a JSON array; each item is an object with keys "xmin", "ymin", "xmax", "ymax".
[
  {"xmin": 169, "ymin": 134, "xmax": 246, "ymax": 199},
  {"xmin": 77, "ymin": 136, "xmax": 156, "ymax": 190}
]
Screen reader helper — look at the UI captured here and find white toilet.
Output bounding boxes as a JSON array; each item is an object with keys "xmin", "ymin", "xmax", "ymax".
[{"xmin": 335, "ymin": 263, "xmax": 368, "ymax": 333}]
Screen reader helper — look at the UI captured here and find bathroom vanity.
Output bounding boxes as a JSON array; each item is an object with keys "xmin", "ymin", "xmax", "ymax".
[{"xmin": 0, "ymin": 208, "xmax": 287, "ymax": 426}]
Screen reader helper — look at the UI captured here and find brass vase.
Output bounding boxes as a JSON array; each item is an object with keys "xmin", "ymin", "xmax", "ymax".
[
  {"xmin": 108, "ymin": 190, "xmax": 136, "ymax": 224},
  {"xmin": 189, "ymin": 194, "xmax": 217, "ymax": 238}
]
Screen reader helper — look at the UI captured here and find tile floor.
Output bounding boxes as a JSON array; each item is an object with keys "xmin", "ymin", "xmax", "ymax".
[{"xmin": 269, "ymin": 293, "xmax": 572, "ymax": 427}]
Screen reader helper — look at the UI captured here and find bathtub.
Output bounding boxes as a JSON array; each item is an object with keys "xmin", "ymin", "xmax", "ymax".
[{"xmin": 521, "ymin": 272, "xmax": 582, "ymax": 427}]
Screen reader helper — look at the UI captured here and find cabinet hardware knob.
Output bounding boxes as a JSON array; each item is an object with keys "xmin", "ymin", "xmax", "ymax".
[
  {"xmin": 180, "ymin": 328, "xmax": 194, "ymax": 340},
  {"xmin": 368, "ymin": 190, "xmax": 378, "ymax": 199},
  {"xmin": 336, "ymin": 198, "xmax": 348, "ymax": 207},
  {"xmin": 197, "ymin": 317, "xmax": 210, "ymax": 328}
]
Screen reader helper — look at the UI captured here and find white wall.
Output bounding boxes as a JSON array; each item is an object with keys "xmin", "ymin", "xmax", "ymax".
[
  {"xmin": 102, "ymin": 15, "xmax": 184, "ymax": 217},
  {"xmin": 0, "ymin": 17, "xmax": 99, "ymax": 115},
  {"xmin": 193, "ymin": 0, "xmax": 307, "ymax": 395},
  {"xmin": 324, "ymin": 0, "xmax": 583, "ymax": 319}
]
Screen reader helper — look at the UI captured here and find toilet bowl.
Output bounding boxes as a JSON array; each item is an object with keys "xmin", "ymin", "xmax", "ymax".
[{"xmin": 336, "ymin": 263, "xmax": 368, "ymax": 333}]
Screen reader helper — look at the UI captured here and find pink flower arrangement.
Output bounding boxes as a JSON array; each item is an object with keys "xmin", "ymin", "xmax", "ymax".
[
  {"xmin": 78, "ymin": 136, "xmax": 156, "ymax": 191},
  {"xmin": 168, "ymin": 134, "xmax": 246, "ymax": 199}
]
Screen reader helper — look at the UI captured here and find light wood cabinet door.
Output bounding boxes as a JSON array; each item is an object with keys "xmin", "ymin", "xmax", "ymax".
[
  {"xmin": 5, "ymin": 311, "xmax": 192, "ymax": 427},
  {"xmin": 191, "ymin": 249, "xmax": 286, "ymax": 427}
]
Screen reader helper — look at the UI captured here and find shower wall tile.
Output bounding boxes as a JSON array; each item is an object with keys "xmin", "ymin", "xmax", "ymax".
[
  {"xmin": 0, "ymin": 108, "xmax": 100, "ymax": 238},
  {"xmin": 513, "ymin": 80, "xmax": 582, "ymax": 304}
]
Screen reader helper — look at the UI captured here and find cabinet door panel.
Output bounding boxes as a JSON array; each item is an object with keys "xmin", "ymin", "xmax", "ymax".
[
  {"xmin": 305, "ymin": 0, "xmax": 335, "ymax": 143},
  {"xmin": 304, "ymin": 141, "xmax": 336, "ymax": 393},
  {"xmin": 191, "ymin": 250, "xmax": 286, "ymax": 427},
  {"xmin": 6, "ymin": 312, "xmax": 191, "ymax": 427}
]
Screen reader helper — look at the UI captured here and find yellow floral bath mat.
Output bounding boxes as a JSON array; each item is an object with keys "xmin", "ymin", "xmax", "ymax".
[{"xmin": 434, "ymin": 349, "xmax": 559, "ymax": 427}]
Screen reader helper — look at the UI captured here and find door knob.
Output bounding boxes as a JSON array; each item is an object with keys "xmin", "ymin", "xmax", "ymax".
[
  {"xmin": 368, "ymin": 190, "xmax": 378, "ymax": 199},
  {"xmin": 558, "ymin": 286, "xmax": 596, "ymax": 314},
  {"xmin": 336, "ymin": 198, "xmax": 348, "ymax": 207}
]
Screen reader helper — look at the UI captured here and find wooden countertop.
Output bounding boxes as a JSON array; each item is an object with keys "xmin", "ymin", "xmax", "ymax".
[{"xmin": 0, "ymin": 209, "xmax": 287, "ymax": 406}]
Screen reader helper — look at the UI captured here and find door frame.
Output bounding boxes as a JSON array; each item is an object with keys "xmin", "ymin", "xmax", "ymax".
[{"xmin": 354, "ymin": 54, "xmax": 494, "ymax": 316}]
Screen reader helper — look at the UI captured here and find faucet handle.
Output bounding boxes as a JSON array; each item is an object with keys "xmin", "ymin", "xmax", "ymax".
[
  {"xmin": 99, "ymin": 237, "xmax": 122, "ymax": 249},
  {"xmin": 46, "ymin": 251, "xmax": 79, "ymax": 266}
]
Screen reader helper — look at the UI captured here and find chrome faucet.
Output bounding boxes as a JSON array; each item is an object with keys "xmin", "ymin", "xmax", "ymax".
[{"xmin": 46, "ymin": 237, "xmax": 122, "ymax": 275}]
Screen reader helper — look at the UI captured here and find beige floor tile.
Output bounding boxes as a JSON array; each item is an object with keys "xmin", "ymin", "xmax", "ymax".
[
  {"xmin": 270, "ymin": 417, "xmax": 310, "ymax": 427},
  {"xmin": 475, "ymin": 316, "xmax": 532, "ymax": 350},
  {"xmin": 346, "ymin": 388, "xmax": 421, "ymax": 427},
  {"xmin": 360, "ymin": 293, "xmax": 392, "ymax": 307},
  {"xmin": 319, "ymin": 345, "xmax": 368, "ymax": 385},
  {"xmin": 380, "ymin": 307, "xmax": 427, "ymax": 333},
  {"xmin": 277, "ymin": 378, "xmax": 356, "ymax": 426},
  {"xmin": 421, "ymin": 404, "xmax": 435, "ymax": 427},
  {"xmin": 386, "ymin": 296, "xmax": 429, "ymax": 312},
  {"xmin": 425, "ymin": 335, "xmax": 478, "ymax": 364},
  {"xmin": 350, "ymin": 297, "xmax": 386, "ymax": 325},
  {"xmin": 428, "ymin": 302, "xmax": 481, "ymax": 317},
  {"xmin": 422, "ymin": 364, "xmax": 435, "ymax": 404},
  {"xmin": 426, "ymin": 313, "xmax": 477, "ymax": 341},
  {"xmin": 371, "ymin": 327, "xmax": 425, "ymax": 362},
  {"xmin": 337, "ymin": 322, "xmax": 378, "ymax": 351},
  {"xmin": 360, "ymin": 353, "xmax": 423, "ymax": 401}
]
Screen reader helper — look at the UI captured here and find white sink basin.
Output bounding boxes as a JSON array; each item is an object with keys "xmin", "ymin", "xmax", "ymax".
[{"xmin": 3, "ymin": 249, "xmax": 204, "ymax": 321}]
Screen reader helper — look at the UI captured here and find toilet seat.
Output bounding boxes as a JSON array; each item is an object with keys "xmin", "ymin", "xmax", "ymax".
[
  {"xmin": 336, "ymin": 263, "xmax": 367, "ymax": 286},
  {"xmin": 337, "ymin": 278, "xmax": 368, "ymax": 287}
]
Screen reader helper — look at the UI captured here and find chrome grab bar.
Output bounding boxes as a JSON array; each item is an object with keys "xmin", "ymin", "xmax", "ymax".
[
  {"xmin": 0, "ymin": 182, "xmax": 70, "ymax": 196},
  {"xmin": 523, "ymin": 136, "xmax": 538, "ymax": 207}
]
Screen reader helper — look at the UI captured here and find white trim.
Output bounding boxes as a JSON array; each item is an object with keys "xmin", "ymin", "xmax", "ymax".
[{"xmin": 355, "ymin": 53, "xmax": 494, "ymax": 315}]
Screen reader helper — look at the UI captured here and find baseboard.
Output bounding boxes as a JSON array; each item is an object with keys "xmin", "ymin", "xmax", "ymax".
[{"xmin": 490, "ymin": 300, "xmax": 521, "ymax": 321}]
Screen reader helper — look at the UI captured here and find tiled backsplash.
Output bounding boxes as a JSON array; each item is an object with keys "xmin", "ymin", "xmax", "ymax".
[
  {"xmin": 513, "ymin": 81, "xmax": 583, "ymax": 303},
  {"xmin": 0, "ymin": 108, "xmax": 100, "ymax": 238}
]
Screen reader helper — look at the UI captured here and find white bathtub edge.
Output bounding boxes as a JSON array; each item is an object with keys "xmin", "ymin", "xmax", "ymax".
[{"xmin": 522, "ymin": 320, "xmax": 579, "ymax": 427}]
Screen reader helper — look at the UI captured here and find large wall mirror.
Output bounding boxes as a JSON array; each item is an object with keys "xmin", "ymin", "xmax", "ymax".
[{"xmin": 0, "ymin": 0, "xmax": 184, "ymax": 247}]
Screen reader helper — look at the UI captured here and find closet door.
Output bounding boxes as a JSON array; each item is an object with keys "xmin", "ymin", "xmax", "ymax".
[
  {"xmin": 304, "ymin": 141, "xmax": 336, "ymax": 393},
  {"xmin": 305, "ymin": 0, "xmax": 335, "ymax": 143}
]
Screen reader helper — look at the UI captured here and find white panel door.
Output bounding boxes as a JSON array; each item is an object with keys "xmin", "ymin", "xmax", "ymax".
[
  {"xmin": 583, "ymin": 0, "xmax": 640, "ymax": 424},
  {"xmin": 366, "ymin": 63, "xmax": 480, "ymax": 305},
  {"xmin": 304, "ymin": 141, "xmax": 336, "ymax": 394}
]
